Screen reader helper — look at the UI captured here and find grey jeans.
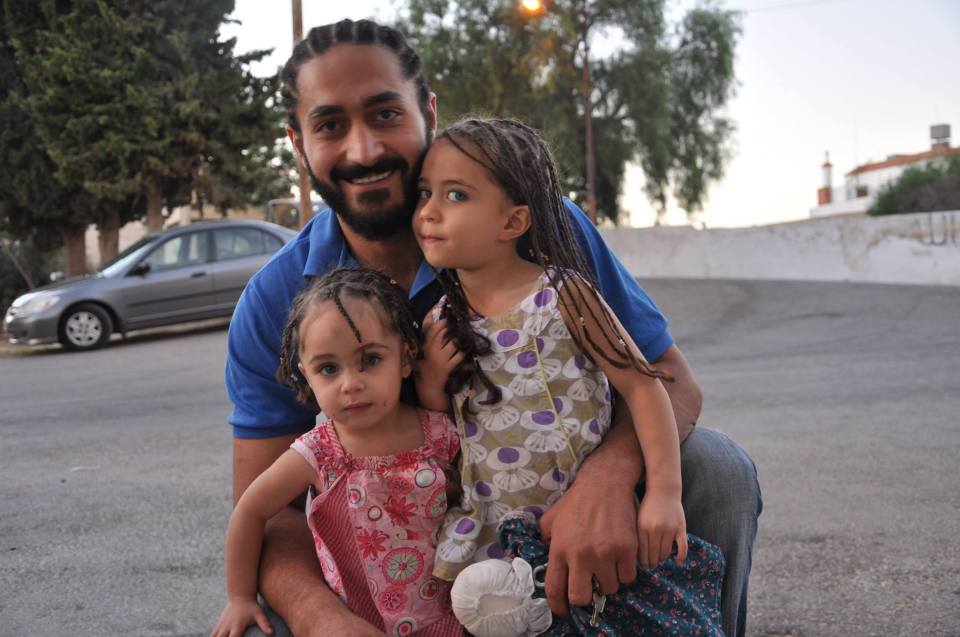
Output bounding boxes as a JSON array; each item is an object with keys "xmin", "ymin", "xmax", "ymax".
[
  {"xmin": 244, "ymin": 426, "xmax": 762, "ymax": 637},
  {"xmin": 677, "ymin": 426, "xmax": 762, "ymax": 637}
]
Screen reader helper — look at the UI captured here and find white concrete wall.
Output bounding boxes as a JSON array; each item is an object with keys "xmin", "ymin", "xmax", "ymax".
[{"xmin": 601, "ymin": 210, "xmax": 960, "ymax": 286}]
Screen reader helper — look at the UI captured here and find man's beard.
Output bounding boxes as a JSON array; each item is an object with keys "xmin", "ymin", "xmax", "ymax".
[{"xmin": 306, "ymin": 155, "xmax": 421, "ymax": 242}]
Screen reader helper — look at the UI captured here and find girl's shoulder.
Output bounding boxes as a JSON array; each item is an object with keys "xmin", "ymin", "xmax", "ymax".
[
  {"xmin": 417, "ymin": 407, "xmax": 460, "ymax": 464},
  {"xmin": 290, "ymin": 418, "xmax": 345, "ymax": 477}
]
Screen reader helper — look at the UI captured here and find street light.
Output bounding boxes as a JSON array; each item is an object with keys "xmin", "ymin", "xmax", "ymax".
[
  {"xmin": 521, "ymin": 0, "xmax": 544, "ymax": 14},
  {"xmin": 520, "ymin": 0, "xmax": 597, "ymax": 224}
]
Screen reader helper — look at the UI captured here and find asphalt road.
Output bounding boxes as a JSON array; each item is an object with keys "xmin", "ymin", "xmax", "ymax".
[{"xmin": 1, "ymin": 279, "xmax": 958, "ymax": 637}]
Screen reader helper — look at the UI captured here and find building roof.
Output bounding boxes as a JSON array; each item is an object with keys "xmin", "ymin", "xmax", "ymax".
[{"xmin": 846, "ymin": 145, "xmax": 960, "ymax": 177}]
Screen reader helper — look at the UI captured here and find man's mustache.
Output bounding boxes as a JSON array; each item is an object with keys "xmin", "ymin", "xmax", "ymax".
[{"xmin": 331, "ymin": 157, "xmax": 408, "ymax": 182}]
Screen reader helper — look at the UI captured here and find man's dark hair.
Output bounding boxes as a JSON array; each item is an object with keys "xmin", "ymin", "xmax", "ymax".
[{"xmin": 280, "ymin": 18, "xmax": 433, "ymax": 133}]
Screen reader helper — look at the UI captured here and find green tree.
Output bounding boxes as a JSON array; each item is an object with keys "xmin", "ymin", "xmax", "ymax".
[
  {"xmin": 396, "ymin": 0, "xmax": 740, "ymax": 224},
  {"xmin": 868, "ymin": 156, "xmax": 960, "ymax": 216},
  {"xmin": 5, "ymin": 0, "xmax": 287, "ymax": 271},
  {"xmin": 0, "ymin": 2, "xmax": 93, "ymax": 274}
]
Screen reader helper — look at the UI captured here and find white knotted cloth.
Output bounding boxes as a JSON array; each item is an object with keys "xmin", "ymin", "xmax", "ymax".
[{"xmin": 450, "ymin": 556, "xmax": 553, "ymax": 637}]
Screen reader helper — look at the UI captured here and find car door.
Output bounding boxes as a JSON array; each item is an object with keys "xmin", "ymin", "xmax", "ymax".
[
  {"xmin": 209, "ymin": 227, "xmax": 283, "ymax": 310},
  {"xmin": 118, "ymin": 229, "xmax": 217, "ymax": 328}
]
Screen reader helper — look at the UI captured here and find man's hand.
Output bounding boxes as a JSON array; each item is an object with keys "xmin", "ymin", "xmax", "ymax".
[{"xmin": 539, "ymin": 417, "xmax": 643, "ymax": 615}]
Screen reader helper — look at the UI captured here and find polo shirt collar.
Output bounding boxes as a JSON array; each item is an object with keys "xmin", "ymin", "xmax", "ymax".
[
  {"xmin": 301, "ymin": 207, "xmax": 438, "ymax": 300},
  {"xmin": 302, "ymin": 208, "xmax": 356, "ymax": 277}
]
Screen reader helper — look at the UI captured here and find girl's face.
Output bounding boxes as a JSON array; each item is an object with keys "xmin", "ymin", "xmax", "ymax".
[
  {"xmin": 413, "ymin": 138, "xmax": 525, "ymax": 270},
  {"xmin": 297, "ymin": 297, "xmax": 411, "ymax": 431}
]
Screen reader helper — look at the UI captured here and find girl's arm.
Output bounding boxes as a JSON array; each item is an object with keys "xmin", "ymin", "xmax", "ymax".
[
  {"xmin": 414, "ymin": 307, "xmax": 463, "ymax": 412},
  {"xmin": 211, "ymin": 449, "xmax": 318, "ymax": 637},
  {"xmin": 557, "ymin": 277, "xmax": 687, "ymax": 565}
]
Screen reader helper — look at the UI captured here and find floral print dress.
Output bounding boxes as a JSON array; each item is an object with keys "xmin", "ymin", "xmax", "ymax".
[
  {"xmin": 433, "ymin": 270, "xmax": 613, "ymax": 581},
  {"xmin": 291, "ymin": 409, "xmax": 464, "ymax": 637}
]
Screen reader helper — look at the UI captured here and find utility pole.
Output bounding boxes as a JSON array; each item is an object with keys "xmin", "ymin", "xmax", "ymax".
[
  {"xmin": 579, "ymin": 0, "xmax": 597, "ymax": 224},
  {"xmin": 520, "ymin": 0, "xmax": 598, "ymax": 224},
  {"xmin": 292, "ymin": 0, "xmax": 313, "ymax": 229}
]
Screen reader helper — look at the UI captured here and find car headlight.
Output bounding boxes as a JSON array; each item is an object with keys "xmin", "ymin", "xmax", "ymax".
[{"xmin": 20, "ymin": 294, "xmax": 61, "ymax": 315}]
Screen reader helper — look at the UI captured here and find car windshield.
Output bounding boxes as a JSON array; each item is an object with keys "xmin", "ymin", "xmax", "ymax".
[{"xmin": 97, "ymin": 236, "xmax": 157, "ymax": 277}]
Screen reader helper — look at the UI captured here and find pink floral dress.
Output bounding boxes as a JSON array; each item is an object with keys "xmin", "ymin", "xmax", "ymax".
[{"xmin": 291, "ymin": 409, "xmax": 464, "ymax": 637}]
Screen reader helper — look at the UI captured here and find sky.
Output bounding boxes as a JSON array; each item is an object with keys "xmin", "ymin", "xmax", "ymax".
[{"xmin": 223, "ymin": 0, "xmax": 960, "ymax": 228}]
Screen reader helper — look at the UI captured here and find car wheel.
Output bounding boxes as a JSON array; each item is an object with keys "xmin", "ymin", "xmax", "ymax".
[{"xmin": 58, "ymin": 303, "xmax": 113, "ymax": 351}]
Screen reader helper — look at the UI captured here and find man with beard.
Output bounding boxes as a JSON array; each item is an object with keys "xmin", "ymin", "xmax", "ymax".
[{"xmin": 225, "ymin": 18, "xmax": 761, "ymax": 637}]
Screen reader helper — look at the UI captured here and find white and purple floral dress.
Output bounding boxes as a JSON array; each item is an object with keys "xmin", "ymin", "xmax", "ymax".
[{"xmin": 433, "ymin": 270, "xmax": 612, "ymax": 580}]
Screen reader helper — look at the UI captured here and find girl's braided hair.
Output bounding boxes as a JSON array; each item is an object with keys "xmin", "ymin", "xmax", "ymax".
[
  {"xmin": 276, "ymin": 267, "xmax": 422, "ymax": 410},
  {"xmin": 434, "ymin": 118, "xmax": 672, "ymax": 411}
]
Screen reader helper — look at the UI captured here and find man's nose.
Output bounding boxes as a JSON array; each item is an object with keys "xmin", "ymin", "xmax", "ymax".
[{"xmin": 345, "ymin": 123, "xmax": 385, "ymax": 166}]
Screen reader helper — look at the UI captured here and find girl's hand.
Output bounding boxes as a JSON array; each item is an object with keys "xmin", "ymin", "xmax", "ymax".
[
  {"xmin": 637, "ymin": 491, "xmax": 688, "ymax": 569},
  {"xmin": 210, "ymin": 597, "xmax": 273, "ymax": 637},
  {"xmin": 415, "ymin": 318, "xmax": 464, "ymax": 411}
]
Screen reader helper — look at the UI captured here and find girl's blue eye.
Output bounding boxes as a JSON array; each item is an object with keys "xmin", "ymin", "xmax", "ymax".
[
  {"xmin": 446, "ymin": 190, "xmax": 467, "ymax": 202},
  {"xmin": 318, "ymin": 363, "xmax": 338, "ymax": 376},
  {"xmin": 418, "ymin": 189, "xmax": 431, "ymax": 200},
  {"xmin": 361, "ymin": 353, "xmax": 382, "ymax": 369}
]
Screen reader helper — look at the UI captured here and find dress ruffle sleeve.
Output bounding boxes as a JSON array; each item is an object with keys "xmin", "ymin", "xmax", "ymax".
[{"xmin": 290, "ymin": 421, "xmax": 347, "ymax": 492}]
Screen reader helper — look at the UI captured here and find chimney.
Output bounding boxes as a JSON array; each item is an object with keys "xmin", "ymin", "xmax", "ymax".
[
  {"xmin": 817, "ymin": 151, "xmax": 832, "ymax": 205},
  {"xmin": 931, "ymin": 123, "xmax": 951, "ymax": 150}
]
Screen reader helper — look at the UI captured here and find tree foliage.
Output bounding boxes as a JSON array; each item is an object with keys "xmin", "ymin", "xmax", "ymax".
[
  {"xmin": 0, "ymin": 5, "xmax": 89, "ymax": 253},
  {"xmin": 0, "ymin": 0, "xmax": 290, "ymax": 271},
  {"xmin": 868, "ymin": 156, "xmax": 960, "ymax": 216},
  {"xmin": 395, "ymin": 0, "xmax": 740, "ymax": 223}
]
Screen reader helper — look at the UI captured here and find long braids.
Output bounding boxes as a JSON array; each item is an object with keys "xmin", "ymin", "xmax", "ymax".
[
  {"xmin": 277, "ymin": 267, "xmax": 423, "ymax": 410},
  {"xmin": 435, "ymin": 118, "xmax": 672, "ymax": 410}
]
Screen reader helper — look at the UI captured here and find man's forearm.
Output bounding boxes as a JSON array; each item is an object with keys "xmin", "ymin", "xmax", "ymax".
[
  {"xmin": 259, "ymin": 507, "xmax": 380, "ymax": 635},
  {"xmin": 576, "ymin": 409, "xmax": 645, "ymax": 490},
  {"xmin": 577, "ymin": 345, "xmax": 702, "ymax": 487}
]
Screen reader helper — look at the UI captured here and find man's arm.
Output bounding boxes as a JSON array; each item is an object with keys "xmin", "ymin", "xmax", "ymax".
[
  {"xmin": 539, "ymin": 344, "xmax": 701, "ymax": 615},
  {"xmin": 233, "ymin": 438, "xmax": 385, "ymax": 637}
]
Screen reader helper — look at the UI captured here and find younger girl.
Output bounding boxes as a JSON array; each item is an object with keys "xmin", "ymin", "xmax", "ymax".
[
  {"xmin": 412, "ymin": 119, "xmax": 689, "ymax": 583},
  {"xmin": 211, "ymin": 267, "xmax": 463, "ymax": 637}
]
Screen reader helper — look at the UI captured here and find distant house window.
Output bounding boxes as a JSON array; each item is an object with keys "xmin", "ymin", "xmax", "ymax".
[{"xmin": 856, "ymin": 185, "xmax": 869, "ymax": 198}]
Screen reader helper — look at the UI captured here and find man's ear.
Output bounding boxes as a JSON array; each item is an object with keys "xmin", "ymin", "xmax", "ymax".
[
  {"xmin": 286, "ymin": 125, "xmax": 307, "ymax": 170},
  {"xmin": 499, "ymin": 205, "xmax": 531, "ymax": 242},
  {"xmin": 426, "ymin": 92, "xmax": 439, "ymax": 138}
]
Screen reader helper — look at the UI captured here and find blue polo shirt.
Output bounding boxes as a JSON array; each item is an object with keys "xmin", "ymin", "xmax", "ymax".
[{"xmin": 226, "ymin": 199, "xmax": 673, "ymax": 439}]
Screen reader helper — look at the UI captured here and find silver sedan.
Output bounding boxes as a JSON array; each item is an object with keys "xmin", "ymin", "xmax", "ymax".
[{"xmin": 4, "ymin": 220, "xmax": 296, "ymax": 351}]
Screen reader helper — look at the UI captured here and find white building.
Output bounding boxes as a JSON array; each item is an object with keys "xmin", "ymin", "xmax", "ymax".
[{"xmin": 810, "ymin": 124, "xmax": 959, "ymax": 218}]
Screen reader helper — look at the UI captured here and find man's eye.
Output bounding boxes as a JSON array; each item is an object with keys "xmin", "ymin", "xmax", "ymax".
[
  {"xmin": 377, "ymin": 109, "xmax": 400, "ymax": 121},
  {"xmin": 315, "ymin": 120, "xmax": 339, "ymax": 133},
  {"xmin": 318, "ymin": 364, "xmax": 338, "ymax": 375},
  {"xmin": 447, "ymin": 190, "xmax": 467, "ymax": 202}
]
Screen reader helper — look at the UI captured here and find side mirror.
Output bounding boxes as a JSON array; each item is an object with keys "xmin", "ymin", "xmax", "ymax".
[{"xmin": 129, "ymin": 262, "xmax": 151, "ymax": 277}]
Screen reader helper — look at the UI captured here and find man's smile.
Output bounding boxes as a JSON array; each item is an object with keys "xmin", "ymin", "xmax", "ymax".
[{"xmin": 346, "ymin": 169, "xmax": 394, "ymax": 186}]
